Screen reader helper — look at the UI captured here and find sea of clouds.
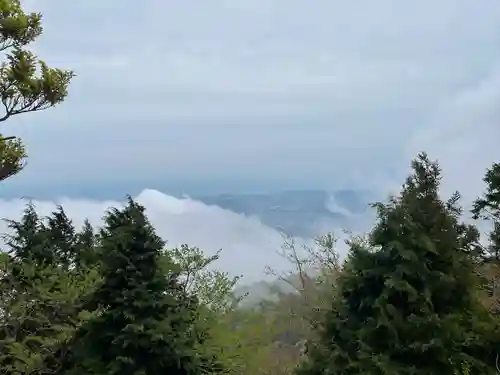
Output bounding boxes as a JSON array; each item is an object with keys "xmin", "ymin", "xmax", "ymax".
[
  {"xmin": 0, "ymin": 180, "xmax": 494, "ymax": 286},
  {"xmin": 0, "ymin": 189, "xmax": 342, "ymax": 284}
]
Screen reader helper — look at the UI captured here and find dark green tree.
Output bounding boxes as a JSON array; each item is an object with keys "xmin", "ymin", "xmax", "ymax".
[
  {"xmin": 3, "ymin": 201, "xmax": 52, "ymax": 266},
  {"xmin": 73, "ymin": 219, "xmax": 100, "ymax": 270},
  {"xmin": 43, "ymin": 207, "xmax": 99, "ymax": 270},
  {"xmin": 298, "ymin": 153, "xmax": 498, "ymax": 375},
  {"xmin": 68, "ymin": 198, "xmax": 213, "ymax": 375},
  {"xmin": 472, "ymin": 163, "xmax": 500, "ymax": 316},
  {"xmin": 0, "ymin": 204, "xmax": 100, "ymax": 375},
  {"xmin": 0, "ymin": 0, "xmax": 74, "ymax": 181},
  {"xmin": 3, "ymin": 203, "xmax": 99, "ymax": 272},
  {"xmin": 44, "ymin": 206, "xmax": 77, "ymax": 269},
  {"xmin": 473, "ymin": 163, "xmax": 500, "ymax": 260}
]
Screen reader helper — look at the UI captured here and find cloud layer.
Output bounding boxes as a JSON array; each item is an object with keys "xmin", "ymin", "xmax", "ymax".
[
  {"xmin": 0, "ymin": 189, "xmax": 335, "ymax": 283},
  {"xmin": 1, "ymin": 0, "xmax": 495, "ymax": 201}
]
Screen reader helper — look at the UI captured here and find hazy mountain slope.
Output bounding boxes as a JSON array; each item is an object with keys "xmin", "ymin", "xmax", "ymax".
[
  {"xmin": 194, "ymin": 188, "xmax": 374, "ymax": 303},
  {"xmin": 196, "ymin": 189, "xmax": 371, "ymax": 238},
  {"xmin": 233, "ymin": 278, "xmax": 297, "ymax": 307}
]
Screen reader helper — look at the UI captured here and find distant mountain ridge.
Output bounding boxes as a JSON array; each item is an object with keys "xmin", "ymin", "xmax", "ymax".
[{"xmin": 195, "ymin": 189, "xmax": 372, "ymax": 238}]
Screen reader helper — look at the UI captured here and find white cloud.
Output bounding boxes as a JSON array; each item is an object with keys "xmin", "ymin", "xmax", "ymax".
[
  {"xmin": 2, "ymin": 0, "xmax": 499, "ymax": 215},
  {"xmin": 0, "ymin": 189, "xmax": 335, "ymax": 284},
  {"xmin": 404, "ymin": 65, "xmax": 500, "ymax": 206}
]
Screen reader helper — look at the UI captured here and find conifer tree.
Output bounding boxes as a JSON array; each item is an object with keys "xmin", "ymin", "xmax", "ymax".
[
  {"xmin": 44, "ymin": 206, "xmax": 77, "ymax": 269},
  {"xmin": 0, "ymin": 0, "xmax": 73, "ymax": 181},
  {"xmin": 73, "ymin": 219, "xmax": 100, "ymax": 270},
  {"xmin": 68, "ymin": 198, "xmax": 211, "ymax": 375},
  {"xmin": 42, "ymin": 207, "xmax": 100, "ymax": 271},
  {"xmin": 473, "ymin": 163, "xmax": 500, "ymax": 315},
  {"xmin": 473, "ymin": 163, "xmax": 500, "ymax": 260},
  {"xmin": 3, "ymin": 202, "xmax": 52, "ymax": 266},
  {"xmin": 298, "ymin": 153, "xmax": 498, "ymax": 375},
  {"xmin": 0, "ymin": 204, "xmax": 100, "ymax": 375}
]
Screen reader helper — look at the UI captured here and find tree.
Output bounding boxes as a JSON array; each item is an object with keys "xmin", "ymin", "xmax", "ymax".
[
  {"xmin": 265, "ymin": 233, "xmax": 342, "ymax": 345},
  {"xmin": 0, "ymin": 203, "xmax": 100, "ymax": 375},
  {"xmin": 2, "ymin": 203, "xmax": 99, "ymax": 274},
  {"xmin": 472, "ymin": 163, "xmax": 500, "ymax": 315},
  {"xmin": 68, "ymin": 198, "xmax": 212, "ymax": 375},
  {"xmin": 298, "ymin": 153, "xmax": 498, "ymax": 375},
  {"xmin": 170, "ymin": 245, "xmax": 243, "ymax": 313},
  {"xmin": 0, "ymin": 0, "xmax": 74, "ymax": 181},
  {"xmin": 72, "ymin": 219, "xmax": 100, "ymax": 270},
  {"xmin": 244, "ymin": 233, "xmax": 343, "ymax": 375},
  {"xmin": 168, "ymin": 245, "xmax": 243, "ymax": 375},
  {"xmin": 170, "ymin": 244, "xmax": 295, "ymax": 375},
  {"xmin": 2, "ymin": 201, "xmax": 52, "ymax": 265},
  {"xmin": 473, "ymin": 163, "xmax": 500, "ymax": 260},
  {"xmin": 0, "ymin": 255, "xmax": 99, "ymax": 375}
]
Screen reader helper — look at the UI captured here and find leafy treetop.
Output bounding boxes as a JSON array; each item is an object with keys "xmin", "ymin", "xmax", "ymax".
[{"xmin": 0, "ymin": 0, "xmax": 74, "ymax": 181}]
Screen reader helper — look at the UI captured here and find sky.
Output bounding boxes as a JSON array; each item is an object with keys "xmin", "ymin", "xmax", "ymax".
[{"xmin": 0, "ymin": 0, "xmax": 498, "ymax": 282}]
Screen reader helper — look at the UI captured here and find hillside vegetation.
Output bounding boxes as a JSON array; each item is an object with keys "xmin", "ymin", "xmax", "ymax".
[
  {"xmin": 2, "ymin": 155, "xmax": 500, "ymax": 375},
  {"xmin": 1, "ymin": 1, "xmax": 500, "ymax": 374}
]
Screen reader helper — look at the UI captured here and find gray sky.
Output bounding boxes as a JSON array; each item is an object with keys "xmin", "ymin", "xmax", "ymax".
[
  {"xmin": 0, "ymin": 1, "xmax": 498, "ymax": 282},
  {"xmin": 4, "ymin": 0, "xmax": 498, "ymax": 201}
]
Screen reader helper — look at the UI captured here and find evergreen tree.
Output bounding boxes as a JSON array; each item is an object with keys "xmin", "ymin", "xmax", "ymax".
[
  {"xmin": 44, "ymin": 206, "xmax": 77, "ymax": 269},
  {"xmin": 473, "ymin": 163, "xmax": 500, "ymax": 260},
  {"xmin": 2, "ymin": 203, "xmax": 99, "ymax": 280},
  {"xmin": 0, "ymin": 204, "xmax": 100, "ymax": 375},
  {"xmin": 472, "ymin": 163, "xmax": 500, "ymax": 315},
  {"xmin": 3, "ymin": 202, "xmax": 52, "ymax": 266},
  {"xmin": 298, "ymin": 153, "xmax": 498, "ymax": 375},
  {"xmin": 68, "ymin": 198, "xmax": 210, "ymax": 375},
  {"xmin": 43, "ymin": 207, "xmax": 100, "ymax": 271},
  {"xmin": 73, "ymin": 219, "xmax": 100, "ymax": 270},
  {"xmin": 0, "ymin": 0, "xmax": 73, "ymax": 181}
]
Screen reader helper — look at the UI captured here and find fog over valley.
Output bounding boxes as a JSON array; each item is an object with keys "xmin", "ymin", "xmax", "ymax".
[{"xmin": 0, "ymin": 188, "xmax": 373, "ymax": 284}]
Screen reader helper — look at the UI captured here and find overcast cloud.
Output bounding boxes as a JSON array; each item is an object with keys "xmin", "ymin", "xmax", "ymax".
[
  {"xmin": 0, "ymin": 1, "xmax": 498, "ymax": 281},
  {"xmin": 3, "ymin": 0, "xmax": 496, "ymax": 198}
]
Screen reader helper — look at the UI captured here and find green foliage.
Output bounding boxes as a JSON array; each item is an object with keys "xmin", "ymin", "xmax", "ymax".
[
  {"xmin": 0, "ymin": 204, "xmax": 101, "ymax": 375},
  {"xmin": 169, "ymin": 244, "xmax": 282, "ymax": 375},
  {"xmin": 170, "ymin": 245, "xmax": 244, "ymax": 313},
  {"xmin": 1, "ymin": 155, "xmax": 499, "ymax": 375},
  {"xmin": 68, "ymin": 198, "xmax": 213, "ymax": 375},
  {"xmin": 473, "ymin": 163, "xmax": 500, "ymax": 316},
  {"xmin": 298, "ymin": 153, "xmax": 499, "ymax": 375},
  {"xmin": 3, "ymin": 203, "xmax": 99, "ymax": 270},
  {"xmin": 0, "ymin": 257, "xmax": 100, "ymax": 375},
  {"xmin": 473, "ymin": 162, "xmax": 500, "ymax": 260},
  {"xmin": 0, "ymin": 3, "xmax": 497, "ymax": 375},
  {"xmin": 0, "ymin": 0, "xmax": 73, "ymax": 181},
  {"xmin": 265, "ymin": 232, "xmax": 342, "ymax": 343}
]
